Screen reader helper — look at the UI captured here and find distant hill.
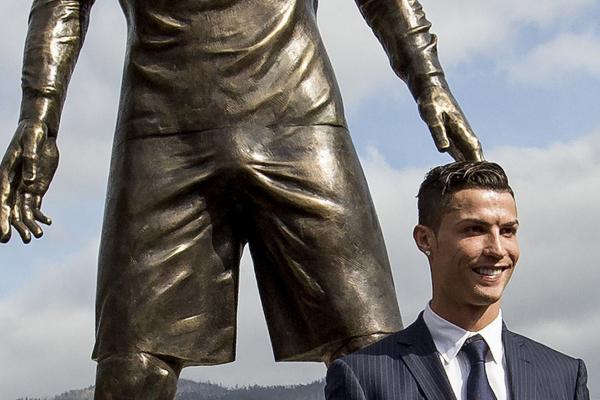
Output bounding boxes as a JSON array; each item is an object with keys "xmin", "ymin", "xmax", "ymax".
[{"xmin": 16, "ymin": 379, "xmax": 325, "ymax": 400}]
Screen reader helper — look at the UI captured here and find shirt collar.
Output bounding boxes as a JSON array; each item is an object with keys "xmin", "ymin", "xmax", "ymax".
[{"xmin": 423, "ymin": 303, "xmax": 504, "ymax": 365}]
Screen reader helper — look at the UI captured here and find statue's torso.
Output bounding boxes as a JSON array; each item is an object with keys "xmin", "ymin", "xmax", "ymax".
[{"xmin": 116, "ymin": 0, "xmax": 346, "ymax": 138}]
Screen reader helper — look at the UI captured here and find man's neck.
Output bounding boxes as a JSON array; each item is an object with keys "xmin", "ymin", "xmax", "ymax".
[{"xmin": 429, "ymin": 300, "xmax": 501, "ymax": 332}]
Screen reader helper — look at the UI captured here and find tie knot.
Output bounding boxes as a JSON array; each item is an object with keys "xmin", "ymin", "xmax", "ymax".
[{"xmin": 462, "ymin": 334, "xmax": 489, "ymax": 365}]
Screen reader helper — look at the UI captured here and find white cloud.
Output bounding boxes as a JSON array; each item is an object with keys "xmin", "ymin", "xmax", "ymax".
[
  {"xmin": 0, "ymin": 1, "xmax": 28, "ymax": 74},
  {"xmin": 506, "ymin": 31, "xmax": 600, "ymax": 85},
  {"xmin": 318, "ymin": 0, "xmax": 598, "ymax": 104},
  {"xmin": 421, "ymin": 0, "xmax": 595, "ymax": 63},
  {"xmin": 0, "ymin": 242, "xmax": 98, "ymax": 400},
  {"xmin": 317, "ymin": 2, "xmax": 406, "ymax": 106}
]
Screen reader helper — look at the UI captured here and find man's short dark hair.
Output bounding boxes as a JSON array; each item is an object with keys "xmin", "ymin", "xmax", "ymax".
[{"xmin": 417, "ymin": 161, "xmax": 514, "ymax": 231}]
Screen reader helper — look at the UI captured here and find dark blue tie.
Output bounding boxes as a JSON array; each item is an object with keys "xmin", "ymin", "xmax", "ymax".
[{"xmin": 461, "ymin": 334, "xmax": 497, "ymax": 400}]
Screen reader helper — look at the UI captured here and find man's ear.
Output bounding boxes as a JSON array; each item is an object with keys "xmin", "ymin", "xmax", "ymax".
[{"xmin": 413, "ymin": 224, "xmax": 434, "ymax": 256}]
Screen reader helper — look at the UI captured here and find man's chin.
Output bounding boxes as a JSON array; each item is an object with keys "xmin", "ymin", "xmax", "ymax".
[{"xmin": 472, "ymin": 290, "xmax": 503, "ymax": 307}]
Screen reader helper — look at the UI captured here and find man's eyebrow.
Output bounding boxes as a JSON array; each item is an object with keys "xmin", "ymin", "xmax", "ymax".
[
  {"xmin": 456, "ymin": 218, "xmax": 520, "ymax": 227},
  {"xmin": 456, "ymin": 218, "xmax": 490, "ymax": 227},
  {"xmin": 502, "ymin": 220, "xmax": 520, "ymax": 227}
]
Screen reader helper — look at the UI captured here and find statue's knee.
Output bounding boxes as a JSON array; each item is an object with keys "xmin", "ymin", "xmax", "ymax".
[{"xmin": 94, "ymin": 352, "xmax": 181, "ymax": 400}]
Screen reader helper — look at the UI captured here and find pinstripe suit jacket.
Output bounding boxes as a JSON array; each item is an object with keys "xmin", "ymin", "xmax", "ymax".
[{"xmin": 325, "ymin": 314, "xmax": 589, "ymax": 399}]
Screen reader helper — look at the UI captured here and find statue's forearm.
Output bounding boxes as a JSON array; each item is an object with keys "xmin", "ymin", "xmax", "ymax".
[
  {"xmin": 355, "ymin": 0, "xmax": 448, "ymax": 99},
  {"xmin": 19, "ymin": 0, "xmax": 94, "ymax": 137}
]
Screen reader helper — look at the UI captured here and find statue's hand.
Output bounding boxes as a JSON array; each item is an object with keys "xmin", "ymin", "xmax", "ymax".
[
  {"xmin": 0, "ymin": 120, "xmax": 58, "ymax": 243},
  {"xmin": 417, "ymin": 86, "xmax": 484, "ymax": 161}
]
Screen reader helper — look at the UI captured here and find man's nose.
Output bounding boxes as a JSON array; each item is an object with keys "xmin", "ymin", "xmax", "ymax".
[{"xmin": 483, "ymin": 231, "xmax": 507, "ymax": 258}]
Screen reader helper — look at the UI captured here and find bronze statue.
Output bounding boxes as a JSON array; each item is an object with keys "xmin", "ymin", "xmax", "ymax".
[{"xmin": 0, "ymin": 0, "xmax": 483, "ymax": 398}]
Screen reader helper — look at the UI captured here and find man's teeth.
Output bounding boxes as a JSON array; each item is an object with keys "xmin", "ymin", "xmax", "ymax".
[{"xmin": 475, "ymin": 268, "xmax": 502, "ymax": 276}]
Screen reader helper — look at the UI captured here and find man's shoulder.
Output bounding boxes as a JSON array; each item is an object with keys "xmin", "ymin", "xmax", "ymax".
[
  {"xmin": 504, "ymin": 327, "xmax": 589, "ymax": 398},
  {"xmin": 504, "ymin": 327, "xmax": 582, "ymax": 366},
  {"xmin": 504, "ymin": 326, "xmax": 588, "ymax": 388},
  {"xmin": 325, "ymin": 317, "xmax": 438, "ymax": 400},
  {"xmin": 336, "ymin": 316, "xmax": 427, "ymax": 369},
  {"xmin": 326, "ymin": 331, "xmax": 411, "ymax": 399},
  {"xmin": 341, "ymin": 331, "xmax": 402, "ymax": 364}
]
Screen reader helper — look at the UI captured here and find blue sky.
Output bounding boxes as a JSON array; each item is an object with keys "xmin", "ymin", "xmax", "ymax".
[{"xmin": 1, "ymin": 0, "xmax": 599, "ymax": 398}]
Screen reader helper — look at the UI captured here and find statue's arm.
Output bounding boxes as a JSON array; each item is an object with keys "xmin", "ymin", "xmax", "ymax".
[
  {"xmin": 0, "ymin": 0, "xmax": 94, "ymax": 244},
  {"xmin": 354, "ymin": 0, "xmax": 483, "ymax": 161},
  {"xmin": 20, "ymin": 0, "xmax": 94, "ymax": 136}
]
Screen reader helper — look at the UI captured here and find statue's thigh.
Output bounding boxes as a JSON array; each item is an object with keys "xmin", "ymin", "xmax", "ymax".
[
  {"xmin": 94, "ymin": 132, "xmax": 244, "ymax": 365},
  {"xmin": 244, "ymin": 125, "xmax": 402, "ymax": 362}
]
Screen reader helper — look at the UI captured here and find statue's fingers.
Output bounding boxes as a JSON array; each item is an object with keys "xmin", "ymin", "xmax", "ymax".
[
  {"xmin": 11, "ymin": 205, "xmax": 31, "ymax": 244},
  {"xmin": 13, "ymin": 220, "xmax": 31, "ymax": 244},
  {"xmin": 23, "ymin": 218, "xmax": 43, "ymax": 238},
  {"xmin": 419, "ymin": 103, "xmax": 450, "ymax": 152},
  {"xmin": 427, "ymin": 119, "xmax": 450, "ymax": 152},
  {"xmin": 21, "ymin": 194, "xmax": 43, "ymax": 238},
  {"xmin": 459, "ymin": 129, "xmax": 485, "ymax": 162},
  {"xmin": 33, "ymin": 209, "xmax": 52, "ymax": 226},
  {"xmin": 446, "ymin": 114, "xmax": 484, "ymax": 161},
  {"xmin": 445, "ymin": 144, "xmax": 466, "ymax": 162},
  {"xmin": 32, "ymin": 195, "xmax": 52, "ymax": 225},
  {"xmin": 463, "ymin": 142, "xmax": 484, "ymax": 162},
  {"xmin": 20, "ymin": 123, "xmax": 46, "ymax": 184}
]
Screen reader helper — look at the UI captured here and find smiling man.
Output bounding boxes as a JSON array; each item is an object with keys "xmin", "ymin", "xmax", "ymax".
[{"xmin": 325, "ymin": 161, "xmax": 590, "ymax": 400}]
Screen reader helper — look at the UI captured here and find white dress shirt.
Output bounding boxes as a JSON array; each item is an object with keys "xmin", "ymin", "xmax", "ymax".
[{"xmin": 422, "ymin": 304, "xmax": 509, "ymax": 400}]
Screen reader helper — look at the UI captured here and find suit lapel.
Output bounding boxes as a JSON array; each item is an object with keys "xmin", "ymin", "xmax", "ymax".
[
  {"xmin": 503, "ymin": 325, "xmax": 537, "ymax": 400},
  {"xmin": 396, "ymin": 314, "xmax": 457, "ymax": 400}
]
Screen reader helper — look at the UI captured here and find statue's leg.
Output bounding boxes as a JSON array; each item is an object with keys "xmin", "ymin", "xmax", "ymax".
[
  {"xmin": 94, "ymin": 352, "xmax": 182, "ymax": 400},
  {"xmin": 245, "ymin": 125, "xmax": 402, "ymax": 364},
  {"xmin": 94, "ymin": 131, "xmax": 241, "ymax": 398}
]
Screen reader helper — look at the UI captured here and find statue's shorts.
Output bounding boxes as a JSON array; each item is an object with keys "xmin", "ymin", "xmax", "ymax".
[{"xmin": 92, "ymin": 125, "xmax": 402, "ymax": 365}]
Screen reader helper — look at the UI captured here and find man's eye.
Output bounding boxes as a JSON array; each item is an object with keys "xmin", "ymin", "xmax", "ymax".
[
  {"xmin": 465, "ymin": 225, "xmax": 484, "ymax": 234},
  {"xmin": 501, "ymin": 227, "xmax": 517, "ymax": 237}
]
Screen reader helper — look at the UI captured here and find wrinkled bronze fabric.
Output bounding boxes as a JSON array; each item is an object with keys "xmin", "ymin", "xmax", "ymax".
[
  {"xmin": 93, "ymin": 125, "xmax": 399, "ymax": 364},
  {"xmin": 8, "ymin": 0, "xmax": 482, "ymax": 364},
  {"xmin": 115, "ymin": 0, "xmax": 345, "ymax": 139}
]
